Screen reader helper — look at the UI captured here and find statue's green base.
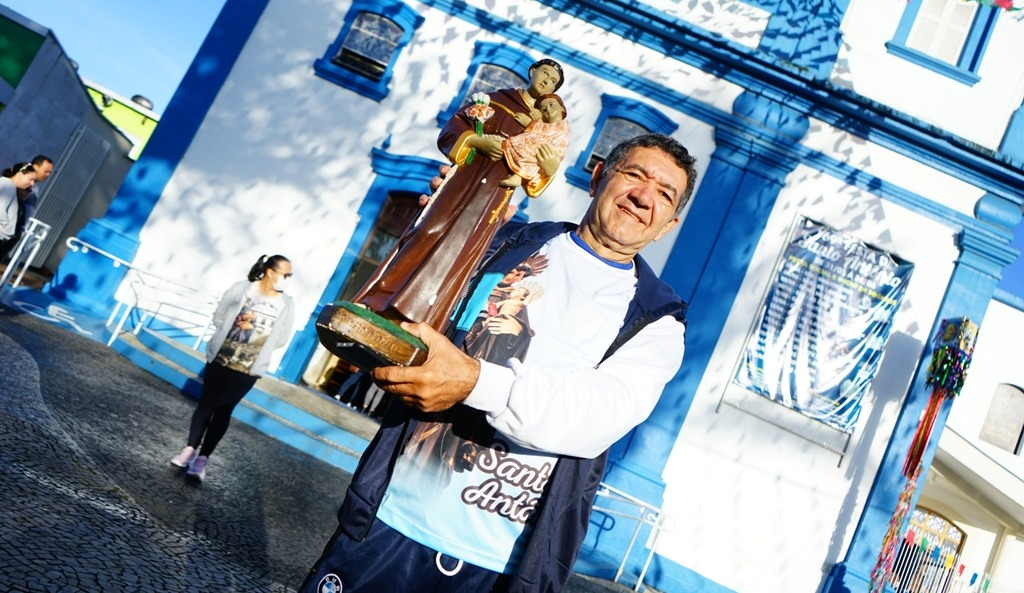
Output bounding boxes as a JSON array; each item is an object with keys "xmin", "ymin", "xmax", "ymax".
[{"xmin": 315, "ymin": 301, "xmax": 428, "ymax": 369}]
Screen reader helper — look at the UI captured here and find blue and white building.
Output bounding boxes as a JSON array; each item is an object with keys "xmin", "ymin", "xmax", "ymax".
[{"xmin": 29, "ymin": 1, "xmax": 1024, "ymax": 591}]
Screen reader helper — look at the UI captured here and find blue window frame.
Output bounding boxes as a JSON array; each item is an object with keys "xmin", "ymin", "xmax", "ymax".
[
  {"xmin": 436, "ymin": 42, "xmax": 534, "ymax": 127},
  {"xmin": 886, "ymin": 0, "xmax": 999, "ymax": 86},
  {"xmin": 564, "ymin": 94, "xmax": 678, "ymax": 189},
  {"xmin": 313, "ymin": 0, "xmax": 423, "ymax": 101}
]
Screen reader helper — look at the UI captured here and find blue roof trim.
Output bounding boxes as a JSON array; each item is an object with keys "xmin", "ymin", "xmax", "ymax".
[
  {"xmin": 418, "ymin": 0, "xmax": 1024, "ymax": 202},
  {"xmin": 418, "ymin": 0, "xmax": 1015, "ymax": 243},
  {"xmin": 993, "ymin": 288, "xmax": 1024, "ymax": 312},
  {"xmin": 0, "ymin": 4, "xmax": 51, "ymax": 36}
]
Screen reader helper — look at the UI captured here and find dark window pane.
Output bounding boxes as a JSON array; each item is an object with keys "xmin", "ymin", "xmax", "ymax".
[
  {"xmin": 466, "ymin": 64, "xmax": 527, "ymax": 98},
  {"xmin": 585, "ymin": 118, "xmax": 649, "ymax": 172},
  {"xmin": 333, "ymin": 12, "xmax": 401, "ymax": 81},
  {"xmin": 336, "ymin": 192, "xmax": 420, "ymax": 302}
]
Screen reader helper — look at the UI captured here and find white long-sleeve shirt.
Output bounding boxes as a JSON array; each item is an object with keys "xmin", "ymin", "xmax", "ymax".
[{"xmin": 378, "ymin": 232, "xmax": 685, "ymax": 572}]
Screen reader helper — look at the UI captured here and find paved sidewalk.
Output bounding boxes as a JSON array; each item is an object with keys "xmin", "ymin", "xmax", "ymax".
[{"xmin": 0, "ymin": 306, "xmax": 647, "ymax": 592}]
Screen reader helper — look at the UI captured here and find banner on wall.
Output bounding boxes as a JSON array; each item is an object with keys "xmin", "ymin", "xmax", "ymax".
[{"xmin": 734, "ymin": 218, "xmax": 914, "ymax": 433}]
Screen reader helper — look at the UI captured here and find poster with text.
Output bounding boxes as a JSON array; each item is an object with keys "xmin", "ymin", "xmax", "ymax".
[{"xmin": 734, "ymin": 218, "xmax": 914, "ymax": 433}]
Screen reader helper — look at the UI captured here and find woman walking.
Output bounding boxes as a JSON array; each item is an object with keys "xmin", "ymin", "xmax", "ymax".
[{"xmin": 171, "ymin": 254, "xmax": 295, "ymax": 481}]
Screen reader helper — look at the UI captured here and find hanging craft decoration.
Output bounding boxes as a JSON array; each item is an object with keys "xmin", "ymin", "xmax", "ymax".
[
  {"xmin": 904, "ymin": 317, "xmax": 978, "ymax": 475},
  {"xmin": 868, "ymin": 317, "xmax": 978, "ymax": 593}
]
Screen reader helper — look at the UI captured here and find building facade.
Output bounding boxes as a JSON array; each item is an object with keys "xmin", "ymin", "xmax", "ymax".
[
  {"xmin": 0, "ymin": 6, "xmax": 136, "ymax": 270},
  {"xmin": 42, "ymin": 1, "xmax": 1024, "ymax": 591}
]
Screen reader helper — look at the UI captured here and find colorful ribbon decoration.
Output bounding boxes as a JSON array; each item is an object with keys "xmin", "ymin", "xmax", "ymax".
[{"xmin": 869, "ymin": 318, "xmax": 978, "ymax": 593}]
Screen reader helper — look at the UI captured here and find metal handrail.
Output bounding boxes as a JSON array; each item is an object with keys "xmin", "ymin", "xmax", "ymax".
[
  {"xmin": 64, "ymin": 237, "xmax": 221, "ymax": 348},
  {"xmin": 0, "ymin": 218, "xmax": 51, "ymax": 294},
  {"xmin": 592, "ymin": 481, "xmax": 675, "ymax": 592}
]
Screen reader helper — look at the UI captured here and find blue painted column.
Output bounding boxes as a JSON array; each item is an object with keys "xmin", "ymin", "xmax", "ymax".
[
  {"xmin": 999, "ymin": 96, "xmax": 1024, "ymax": 170},
  {"xmin": 45, "ymin": 0, "xmax": 271, "ymax": 315},
  {"xmin": 588, "ymin": 91, "xmax": 809, "ymax": 579},
  {"xmin": 824, "ymin": 193, "xmax": 1019, "ymax": 593}
]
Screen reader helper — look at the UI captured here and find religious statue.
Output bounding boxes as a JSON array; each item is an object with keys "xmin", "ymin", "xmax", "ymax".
[{"xmin": 315, "ymin": 58, "xmax": 569, "ymax": 369}]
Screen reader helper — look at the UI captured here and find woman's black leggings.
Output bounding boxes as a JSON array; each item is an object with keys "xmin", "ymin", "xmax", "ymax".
[{"xmin": 187, "ymin": 362, "xmax": 258, "ymax": 456}]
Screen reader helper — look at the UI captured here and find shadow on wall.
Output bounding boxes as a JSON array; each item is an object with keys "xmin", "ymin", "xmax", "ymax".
[{"xmin": 819, "ymin": 330, "xmax": 922, "ymax": 591}]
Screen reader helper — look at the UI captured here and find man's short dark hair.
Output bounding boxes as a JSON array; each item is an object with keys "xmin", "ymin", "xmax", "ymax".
[
  {"xmin": 602, "ymin": 133, "xmax": 698, "ymax": 214},
  {"xmin": 31, "ymin": 155, "xmax": 53, "ymax": 167}
]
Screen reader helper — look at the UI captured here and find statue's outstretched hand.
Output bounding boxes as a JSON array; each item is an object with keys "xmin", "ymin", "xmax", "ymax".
[{"xmin": 537, "ymin": 143, "xmax": 560, "ymax": 177}]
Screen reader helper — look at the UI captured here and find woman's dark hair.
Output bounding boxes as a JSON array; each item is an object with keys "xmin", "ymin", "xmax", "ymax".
[
  {"xmin": 2, "ymin": 162, "xmax": 32, "ymax": 178},
  {"xmin": 247, "ymin": 254, "xmax": 290, "ymax": 282},
  {"xmin": 601, "ymin": 133, "xmax": 699, "ymax": 214},
  {"xmin": 529, "ymin": 58, "xmax": 564, "ymax": 92}
]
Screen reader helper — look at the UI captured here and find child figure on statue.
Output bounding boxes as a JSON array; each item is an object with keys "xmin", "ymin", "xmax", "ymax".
[{"xmin": 499, "ymin": 93, "xmax": 570, "ymax": 192}]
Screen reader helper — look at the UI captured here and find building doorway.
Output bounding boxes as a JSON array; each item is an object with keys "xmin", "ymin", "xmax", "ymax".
[{"xmin": 300, "ymin": 190, "xmax": 420, "ymax": 409}]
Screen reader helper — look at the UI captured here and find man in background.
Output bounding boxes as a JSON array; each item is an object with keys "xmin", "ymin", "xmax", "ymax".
[{"xmin": 0, "ymin": 155, "xmax": 53, "ymax": 262}]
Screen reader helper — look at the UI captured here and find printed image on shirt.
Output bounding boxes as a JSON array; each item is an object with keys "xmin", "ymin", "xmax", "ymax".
[
  {"xmin": 377, "ymin": 234, "xmax": 641, "ymax": 572},
  {"xmin": 463, "ymin": 253, "xmax": 548, "ymax": 363},
  {"xmin": 398, "ymin": 250, "xmax": 552, "ymax": 509},
  {"xmin": 214, "ymin": 294, "xmax": 282, "ymax": 373}
]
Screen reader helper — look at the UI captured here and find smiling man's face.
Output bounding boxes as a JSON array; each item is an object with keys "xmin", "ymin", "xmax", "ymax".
[{"xmin": 577, "ymin": 146, "xmax": 687, "ymax": 263}]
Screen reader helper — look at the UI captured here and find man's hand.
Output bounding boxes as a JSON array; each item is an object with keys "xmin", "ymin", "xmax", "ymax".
[
  {"xmin": 537, "ymin": 143, "xmax": 559, "ymax": 177},
  {"xmin": 418, "ymin": 164, "xmax": 452, "ymax": 207},
  {"xmin": 372, "ymin": 322, "xmax": 481, "ymax": 413}
]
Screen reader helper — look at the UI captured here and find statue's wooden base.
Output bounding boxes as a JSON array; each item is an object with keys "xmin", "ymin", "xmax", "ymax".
[{"xmin": 315, "ymin": 301, "xmax": 428, "ymax": 369}]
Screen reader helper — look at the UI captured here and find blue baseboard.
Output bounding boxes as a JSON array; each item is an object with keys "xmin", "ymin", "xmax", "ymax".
[{"xmin": 110, "ymin": 330, "xmax": 368, "ymax": 474}]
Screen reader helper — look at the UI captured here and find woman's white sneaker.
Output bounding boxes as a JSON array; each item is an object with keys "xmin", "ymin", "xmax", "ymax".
[{"xmin": 170, "ymin": 446, "xmax": 196, "ymax": 468}]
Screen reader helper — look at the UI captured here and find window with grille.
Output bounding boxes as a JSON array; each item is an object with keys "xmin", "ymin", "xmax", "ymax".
[
  {"xmin": 313, "ymin": 0, "xmax": 423, "ymax": 101},
  {"xmin": 979, "ymin": 383, "xmax": 1024, "ymax": 455},
  {"xmin": 887, "ymin": 0, "xmax": 1000, "ymax": 86},
  {"xmin": 331, "ymin": 13, "xmax": 400, "ymax": 82},
  {"xmin": 564, "ymin": 94, "xmax": 678, "ymax": 190},
  {"xmin": 436, "ymin": 42, "xmax": 533, "ymax": 127}
]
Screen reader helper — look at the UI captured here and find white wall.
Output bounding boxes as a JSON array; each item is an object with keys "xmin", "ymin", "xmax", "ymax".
[
  {"xmin": 657, "ymin": 148, "xmax": 960, "ymax": 591},
  {"xmin": 126, "ymin": 0, "xmax": 732, "ymax": 366},
  {"xmin": 833, "ymin": 0, "xmax": 1024, "ymax": 150},
  {"xmin": 947, "ymin": 300, "xmax": 1024, "ymax": 467}
]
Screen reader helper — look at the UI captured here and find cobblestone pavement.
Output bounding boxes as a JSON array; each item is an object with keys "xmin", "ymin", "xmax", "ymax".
[{"xmin": 0, "ymin": 307, "xmax": 647, "ymax": 593}]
